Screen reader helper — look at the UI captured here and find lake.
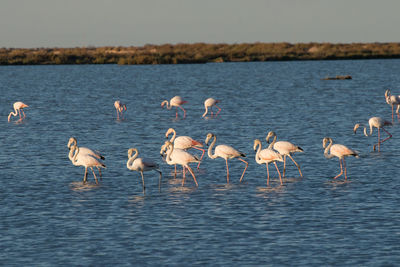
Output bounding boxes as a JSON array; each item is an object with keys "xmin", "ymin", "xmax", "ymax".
[{"xmin": 1, "ymin": 60, "xmax": 400, "ymax": 266}]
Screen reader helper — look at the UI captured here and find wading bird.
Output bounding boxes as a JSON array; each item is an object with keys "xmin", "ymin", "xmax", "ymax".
[
  {"xmin": 322, "ymin": 137, "xmax": 358, "ymax": 180},
  {"xmin": 165, "ymin": 128, "xmax": 204, "ymax": 169},
  {"xmin": 202, "ymin": 98, "xmax": 221, "ymax": 118},
  {"xmin": 266, "ymin": 131, "xmax": 303, "ymax": 178},
  {"xmin": 353, "ymin": 116, "xmax": 392, "ymax": 152},
  {"xmin": 385, "ymin": 89, "xmax": 400, "ymax": 123},
  {"xmin": 114, "ymin": 100, "xmax": 127, "ymax": 120},
  {"xmin": 8, "ymin": 101, "xmax": 29, "ymax": 122},
  {"xmin": 254, "ymin": 139, "xmax": 284, "ymax": 185},
  {"xmin": 205, "ymin": 133, "xmax": 248, "ymax": 184},
  {"xmin": 161, "ymin": 96, "xmax": 187, "ymax": 119},
  {"xmin": 127, "ymin": 148, "xmax": 162, "ymax": 195}
]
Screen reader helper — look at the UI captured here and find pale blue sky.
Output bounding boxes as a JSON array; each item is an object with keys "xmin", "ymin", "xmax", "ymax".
[{"xmin": 1, "ymin": 0, "xmax": 400, "ymax": 48}]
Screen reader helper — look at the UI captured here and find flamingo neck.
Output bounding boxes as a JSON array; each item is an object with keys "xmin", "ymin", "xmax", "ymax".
[
  {"xmin": 323, "ymin": 138, "xmax": 335, "ymax": 159},
  {"xmin": 162, "ymin": 100, "xmax": 171, "ymax": 109},
  {"xmin": 165, "ymin": 143, "xmax": 174, "ymax": 163},
  {"xmin": 207, "ymin": 135, "xmax": 218, "ymax": 159},
  {"xmin": 254, "ymin": 141, "xmax": 264, "ymax": 164},
  {"xmin": 268, "ymin": 135, "xmax": 277, "ymax": 149},
  {"xmin": 69, "ymin": 144, "xmax": 79, "ymax": 162},
  {"xmin": 168, "ymin": 129, "xmax": 176, "ymax": 143},
  {"xmin": 127, "ymin": 149, "xmax": 139, "ymax": 170},
  {"xmin": 7, "ymin": 111, "xmax": 17, "ymax": 122},
  {"xmin": 202, "ymin": 106, "xmax": 209, "ymax": 117}
]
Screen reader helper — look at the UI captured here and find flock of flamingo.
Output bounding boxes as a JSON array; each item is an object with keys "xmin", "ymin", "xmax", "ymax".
[{"xmin": 7, "ymin": 90, "xmax": 397, "ymax": 194}]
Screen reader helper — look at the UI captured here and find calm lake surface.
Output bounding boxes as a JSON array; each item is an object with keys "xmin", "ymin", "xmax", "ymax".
[{"xmin": 1, "ymin": 60, "xmax": 400, "ymax": 266}]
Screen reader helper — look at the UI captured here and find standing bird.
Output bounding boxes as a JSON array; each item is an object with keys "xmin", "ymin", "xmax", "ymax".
[
  {"xmin": 68, "ymin": 142, "xmax": 106, "ymax": 184},
  {"xmin": 67, "ymin": 137, "xmax": 105, "ymax": 178},
  {"xmin": 8, "ymin": 101, "xmax": 29, "ymax": 122},
  {"xmin": 254, "ymin": 139, "xmax": 284, "ymax": 185},
  {"xmin": 165, "ymin": 128, "xmax": 205, "ymax": 169},
  {"xmin": 353, "ymin": 116, "xmax": 392, "ymax": 152},
  {"xmin": 202, "ymin": 98, "xmax": 221, "ymax": 118},
  {"xmin": 161, "ymin": 141, "xmax": 199, "ymax": 187},
  {"xmin": 322, "ymin": 137, "xmax": 358, "ymax": 180},
  {"xmin": 266, "ymin": 131, "xmax": 303, "ymax": 178},
  {"xmin": 161, "ymin": 96, "xmax": 187, "ymax": 119},
  {"xmin": 385, "ymin": 89, "xmax": 400, "ymax": 123},
  {"xmin": 205, "ymin": 133, "xmax": 248, "ymax": 184},
  {"xmin": 127, "ymin": 148, "xmax": 162, "ymax": 195},
  {"xmin": 114, "ymin": 100, "xmax": 127, "ymax": 120}
]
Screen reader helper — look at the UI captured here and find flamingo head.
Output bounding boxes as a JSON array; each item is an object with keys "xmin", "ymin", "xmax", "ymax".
[
  {"xmin": 165, "ymin": 128, "xmax": 175, "ymax": 139},
  {"xmin": 322, "ymin": 137, "xmax": 331, "ymax": 148},
  {"xmin": 253, "ymin": 139, "xmax": 261, "ymax": 151},
  {"xmin": 161, "ymin": 100, "xmax": 168, "ymax": 108},
  {"xmin": 205, "ymin": 133, "xmax": 214, "ymax": 145},
  {"xmin": 160, "ymin": 141, "xmax": 172, "ymax": 156},
  {"xmin": 67, "ymin": 137, "xmax": 77, "ymax": 149},
  {"xmin": 353, "ymin": 123, "xmax": 360, "ymax": 134},
  {"xmin": 127, "ymin": 148, "xmax": 135, "ymax": 158},
  {"xmin": 266, "ymin": 131, "xmax": 276, "ymax": 143}
]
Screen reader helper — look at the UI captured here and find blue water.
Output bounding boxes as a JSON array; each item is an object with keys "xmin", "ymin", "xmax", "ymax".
[{"xmin": 1, "ymin": 60, "xmax": 400, "ymax": 266}]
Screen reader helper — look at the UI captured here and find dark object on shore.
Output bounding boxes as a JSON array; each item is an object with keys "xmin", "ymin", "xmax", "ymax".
[{"xmin": 323, "ymin": 75, "xmax": 352, "ymax": 80}]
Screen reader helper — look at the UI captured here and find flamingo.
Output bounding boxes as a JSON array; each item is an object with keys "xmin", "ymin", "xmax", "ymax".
[
  {"xmin": 202, "ymin": 98, "xmax": 221, "ymax": 118},
  {"xmin": 8, "ymin": 101, "xmax": 29, "ymax": 122},
  {"xmin": 161, "ymin": 141, "xmax": 200, "ymax": 187},
  {"xmin": 114, "ymin": 100, "xmax": 127, "ymax": 120},
  {"xmin": 322, "ymin": 137, "xmax": 358, "ymax": 180},
  {"xmin": 127, "ymin": 148, "xmax": 162, "ymax": 195},
  {"xmin": 353, "ymin": 116, "xmax": 392, "ymax": 152},
  {"xmin": 253, "ymin": 139, "xmax": 284, "ymax": 185},
  {"xmin": 205, "ymin": 133, "xmax": 248, "ymax": 183},
  {"xmin": 266, "ymin": 131, "xmax": 303, "ymax": 178},
  {"xmin": 165, "ymin": 128, "xmax": 205, "ymax": 169},
  {"xmin": 67, "ymin": 137, "xmax": 105, "ymax": 178},
  {"xmin": 385, "ymin": 89, "xmax": 400, "ymax": 122},
  {"xmin": 68, "ymin": 142, "xmax": 106, "ymax": 184},
  {"xmin": 161, "ymin": 96, "xmax": 187, "ymax": 119}
]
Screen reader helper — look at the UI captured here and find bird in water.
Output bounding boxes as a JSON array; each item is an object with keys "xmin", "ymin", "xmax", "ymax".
[
  {"xmin": 202, "ymin": 98, "xmax": 221, "ymax": 118},
  {"xmin": 385, "ymin": 89, "xmax": 400, "ymax": 123},
  {"xmin": 353, "ymin": 116, "xmax": 392, "ymax": 152},
  {"xmin": 8, "ymin": 101, "xmax": 29, "ymax": 123},
  {"xmin": 253, "ymin": 139, "xmax": 284, "ymax": 186},
  {"xmin": 114, "ymin": 100, "xmax": 127, "ymax": 120},
  {"xmin": 161, "ymin": 96, "xmax": 187, "ymax": 119}
]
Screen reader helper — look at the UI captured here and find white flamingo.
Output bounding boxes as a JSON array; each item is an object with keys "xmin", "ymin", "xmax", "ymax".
[
  {"xmin": 202, "ymin": 98, "xmax": 221, "ymax": 117},
  {"xmin": 161, "ymin": 96, "xmax": 187, "ymax": 119},
  {"xmin": 127, "ymin": 148, "xmax": 162, "ymax": 194},
  {"xmin": 67, "ymin": 137, "xmax": 105, "ymax": 178},
  {"xmin": 353, "ymin": 116, "xmax": 392, "ymax": 152},
  {"xmin": 8, "ymin": 101, "xmax": 29, "ymax": 122},
  {"xmin": 68, "ymin": 142, "xmax": 106, "ymax": 184},
  {"xmin": 323, "ymin": 137, "xmax": 358, "ymax": 180},
  {"xmin": 165, "ymin": 128, "xmax": 205, "ymax": 169},
  {"xmin": 161, "ymin": 141, "xmax": 199, "ymax": 187},
  {"xmin": 114, "ymin": 100, "xmax": 127, "ymax": 120},
  {"xmin": 385, "ymin": 89, "xmax": 400, "ymax": 122},
  {"xmin": 266, "ymin": 131, "xmax": 303, "ymax": 178},
  {"xmin": 253, "ymin": 139, "xmax": 284, "ymax": 185},
  {"xmin": 205, "ymin": 133, "xmax": 248, "ymax": 183}
]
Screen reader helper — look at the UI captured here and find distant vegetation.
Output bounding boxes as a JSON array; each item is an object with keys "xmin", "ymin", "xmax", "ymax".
[{"xmin": 1, "ymin": 42, "xmax": 400, "ymax": 65}]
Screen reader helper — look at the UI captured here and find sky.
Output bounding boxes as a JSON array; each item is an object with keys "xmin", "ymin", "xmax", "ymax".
[{"xmin": 1, "ymin": 0, "xmax": 400, "ymax": 48}]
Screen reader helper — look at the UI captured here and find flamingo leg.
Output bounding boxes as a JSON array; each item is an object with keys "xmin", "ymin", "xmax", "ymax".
[
  {"xmin": 343, "ymin": 158, "xmax": 347, "ymax": 180},
  {"xmin": 215, "ymin": 105, "xmax": 221, "ymax": 117},
  {"xmin": 182, "ymin": 166, "xmax": 186, "ymax": 186},
  {"xmin": 83, "ymin": 167, "xmax": 88, "ymax": 184},
  {"xmin": 192, "ymin": 146, "xmax": 205, "ymax": 169},
  {"xmin": 21, "ymin": 109, "xmax": 26, "ymax": 119},
  {"xmin": 140, "ymin": 171, "xmax": 145, "ymax": 194},
  {"xmin": 97, "ymin": 167, "xmax": 102, "ymax": 180},
  {"xmin": 392, "ymin": 104, "xmax": 394, "ymax": 122},
  {"xmin": 175, "ymin": 107, "xmax": 179, "ymax": 119},
  {"xmin": 225, "ymin": 159, "xmax": 230, "ymax": 184},
  {"xmin": 178, "ymin": 106, "xmax": 186, "ymax": 118},
  {"xmin": 116, "ymin": 109, "xmax": 120, "ymax": 120},
  {"xmin": 396, "ymin": 104, "xmax": 400, "ymax": 122},
  {"xmin": 333, "ymin": 159, "xmax": 344, "ymax": 179},
  {"xmin": 288, "ymin": 154, "xmax": 303, "ymax": 177},
  {"xmin": 265, "ymin": 163, "xmax": 270, "ymax": 186},
  {"xmin": 273, "ymin": 162, "xmax": 283, "ymax": 185},
  {"xmin": 381, "ymin": 127, "xmax": 392, "ymax": 144},
  {"xmin": 186, "ymin": 166, "xmax": 198, "ymax": 186},
  {"xmin": 282, "ymin": 155, "xmax": 287, "ymax": 178},
  {"xmin": 90, "ymin": 167, "xmax": 99, "ymax": 184},
  {"xmin": 238, "ymin": 158, "xmax": 248, "ymax": 182}
]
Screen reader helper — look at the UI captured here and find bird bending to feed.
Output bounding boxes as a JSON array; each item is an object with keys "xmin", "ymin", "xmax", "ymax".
[
  {"xmin": 114, "ymin": 100, "xmax": 127, "ymax": 120},
  {"xmin": 253, "ymin": 139, "xmax": 284, "ymax": 185},
  {"xmin": 202, "ymin": 98, "xmax": 221, "ymax": 118},
  {"xmin": 385, "ymin": 89, "xmax": 400, "ymax": 123},
  {"xmin": 266, "ymin": 131, "xmax": 303, "ymax": 178},
  {"xmin": 161, "ymin": 96, "xmax": 187, "ymax": 119},
  {"xmin": 165, "ymin": 128, "xmax": 205, "ymax": 169},
  {"xmin": 8, "ymin": 101, "xmax": 29, "ymax": 122},
  {"xmin": 127, "ymin": 148, "xmax": 162, "ymax": 195},
  {"xmin": 323, "ymin": 137, "xmax": 358, "ymax": 180},
  {"xmin": 353, "ymin": 116, "xmax": 392, "ymax": 152},
  {"xmin": 68, "ymin": 138, "xmax": 106, "ymax": 184},
  {"xmin": 205, "ymin": 133, "xmax": 248, "ymax": 184},
  {"xmin": 161, "ymin": 141, "xmax": 199, "ymax": 187}
]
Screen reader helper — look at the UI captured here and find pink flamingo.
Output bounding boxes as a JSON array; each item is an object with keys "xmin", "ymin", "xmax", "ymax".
[
  {"xmin": 161, "ymin": 141, "xmax": 200, "ymax": 187},
  {"xmin": 161, "ymin": 96, "xmax": 187, "ymax": 119},
  {"xmin": 114, "ymin": 100, "xmax": 127, "ymax": 120},
  {"xmin": 202, "ymin": 98, "xmax": 221, "ymax": 117},
  {"xmin": 266, "ymin": 131, "xmax": 303, "ymax": 178},
  {"xmin": 8, "ymin": 101, "xmax": 29, "ymax": 122},
  {"xmin": 165, "ymin": 128, "xmax": 205, "ymax": 169},
  {"xmin": 205, "ymin": 133, "xmax": 248, "ymax": 184},
  {"xmin": 68, "ymin": 141, "xmax": 106, "ymax": 184},
  {"xmin": 127, "ymin": 148, "xmax": 162, "ymax": 195},
  {"xmin": 253, "ymin": 139, "xmax": 284, "ymax": 185},
  {"xmin": 323, "ymin": 137, "xmax": 358, "ymax": 180},
  {"xmin": 353, "ymin": 116, "xmax": 392, "ymax": 152},
  {"xmin": 385, "ymin": 89, "xmax": 400, "ymax": 122}
]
